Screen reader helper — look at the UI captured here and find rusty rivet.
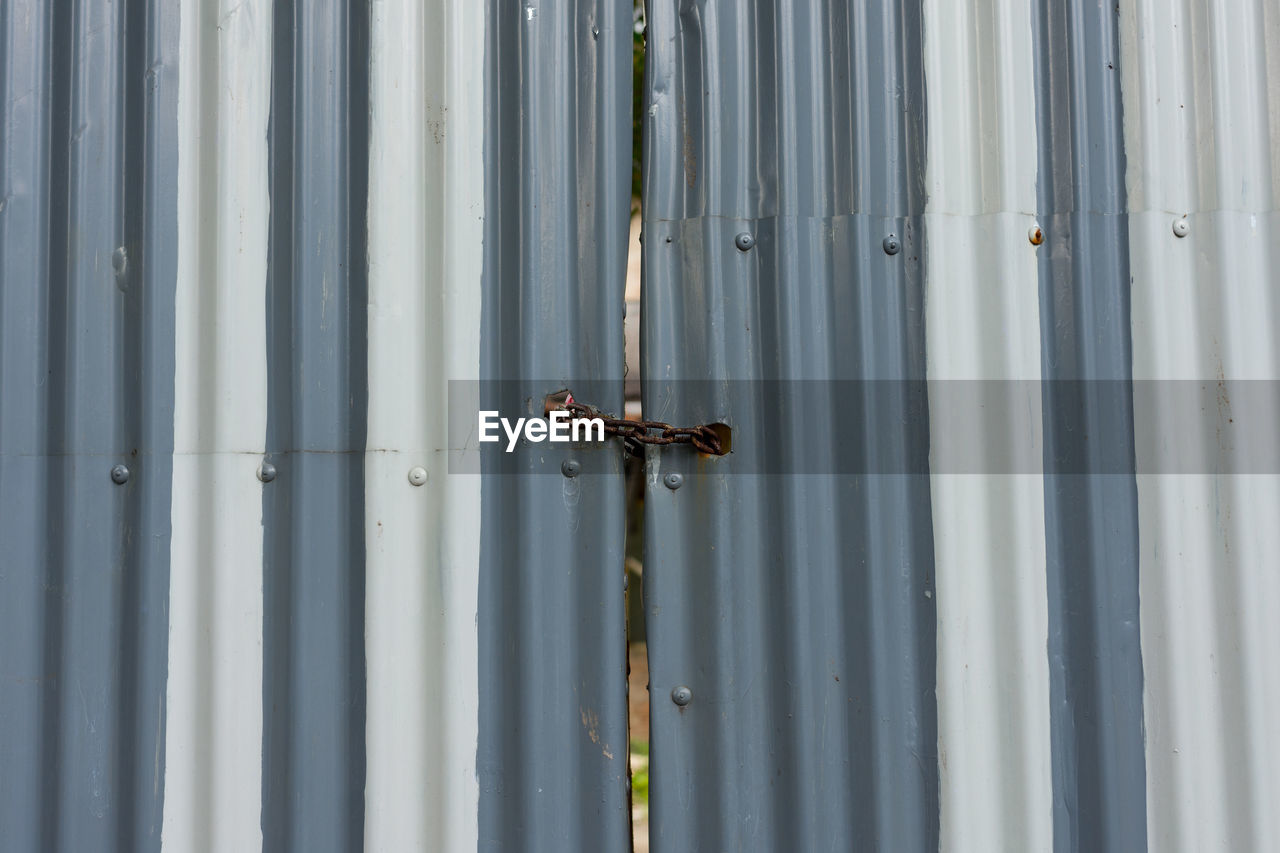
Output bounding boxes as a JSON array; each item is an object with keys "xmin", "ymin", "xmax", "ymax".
[
  {"xmin": 671, "ymin": 685, "xmax": 692, "ymax": 706},
  {"xmin": 110, "ymin": 464, "xmax": 130, "ymax": 485},
  {"xmin": 663, "ymin": 472, "xmax": 683, "ymax": 490},
  {"xmin": 734, "ymin": 232, "xmax": 755, "ymax": 252},
  {"xmin": 561, "ymin": 459, "xmax": 581, "ymax": 478},
  {"xmin": 1029, "ymin": 224, "xmax": 1045, "ymax": 245},
  {"xmin": 257, "ymin": 462, "xmax": 277, "ymax": 483},
  {"xmin": 1172, "ymin": 217, "xmax": 1189, "ymax": 238},
  {"xmin": 882, "ymin": 234, "xmax": 901, "ymax": 255},
  {"xmin": 407, "ymin": 466, "xmax": 428, "ymax": 486}
]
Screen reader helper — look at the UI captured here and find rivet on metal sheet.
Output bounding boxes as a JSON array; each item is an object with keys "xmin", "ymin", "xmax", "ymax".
[
  {"xmin": 1172, "ymin": 217, "xmax": 1189, "ymax": 238},
  {"xmin": 882, "ymin": 234, "xmax": 901, "ymax": 255},
  {"xmin": 257, "ymin": 462, "xmax": 277, "ymax": 483},
  {"xmin": 407, "ymin": 466, "xmax": 428, "ymax": 486},
  {"xmin": 664, "ymin": 472, "xmax": 683, "ymax": 490},
  {"xmin": 671, "ymin": 685, "xmax": 692, "ymax": 706},
  {"xmin": 1028, "ymin": 224, "xmax": 1045, "ymax": 245},
  {"xmin": 561, "ymin": 459, "xmax": 581, "ymax": 478},
  {"xmin": 110, "ymin": 464, "xmax": 130, "ymax": 485},
  {"xmin": 734, "ymin": 232, "xmax": 755, "ymax": 251}
]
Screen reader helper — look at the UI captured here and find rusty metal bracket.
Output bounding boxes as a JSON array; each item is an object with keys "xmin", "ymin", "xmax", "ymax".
[{"xmin": 544, "ymin": 390, "xmax": 730, "ymax": 457}]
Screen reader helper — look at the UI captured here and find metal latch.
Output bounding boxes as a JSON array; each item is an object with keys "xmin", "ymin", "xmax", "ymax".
[{"xmin": 544, "ymin": 391, "xmax": 730, "ymax": 457}]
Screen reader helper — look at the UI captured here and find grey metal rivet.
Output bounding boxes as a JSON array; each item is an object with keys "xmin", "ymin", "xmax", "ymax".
[
  {"xmin": 1172, "ymin": 217, "xmax": 1189, "ymax": 238},
  {"xmin": 1028, "ymin": 224, "xmax": 1045, "ymax": 246},
  {"xmin": 110, "ymin": 464, "xmax": 130, "ymax": 485},
  {"xmin": 561, "ymin": 459, "xmax": 581, "ymax": 478},
  {"xmin": 257, "ymin": 462, "xmax": 276, "ymax": 483},
  {"xmin": 734, "ymin": 232, "xmax": 755, "ymax": 252},
  {"xmin": 664, "ymin": 472, "xmax": 683, "ymax": 490},
  {"xmin": 407, "ymin": 466, "xmax": 428, "ymax": 486},
  {"xmin": 671, "ymin": 686, "xmax": 692, "ymax": 706},
  {"xmin": 882, "ymin": 234, "xmax": 901, "ymax": 255}
]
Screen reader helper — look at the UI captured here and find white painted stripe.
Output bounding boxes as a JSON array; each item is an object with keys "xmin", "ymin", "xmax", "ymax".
[
  {"xmin": 923, "ymin": 0, "xmax": 1053, "ymax": 849},
  {"xmin": 1121, "ymin": 1, "xmax": 1280, "ymax": 848},
  {"xmin": 364, "ymin": 0, "xmax": 484, "ymax": 849},
  {"xmin": 163, "ymin": 1, "xmax": 272, "ymax": 850}
]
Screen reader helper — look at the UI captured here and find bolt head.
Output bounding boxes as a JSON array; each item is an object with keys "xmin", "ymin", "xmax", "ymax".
[
  {"xmin": 1172, "ymin": 217, "xmax": 1190, "ymax": 238},
  {"xmin": 882, "ymin": 234, "xmax": 901, "ymax": 255},
  {"xmin": 257, "ymin": 462, "xmax": 276, "ymax": 483},
  {"xmin": 561, "ymin": 459, "xmax": 581, "ymax": 478},
  {"xmin": 407, "ymin": 466, "xmax": 428, "ymax": 486},
  {"xmin": 663, "ymin": 472, "xmax": 683, "ymax": 490},
  {"xmin": 671, "ymin": 685, "xmax": 692, "ymax": 706},
  {"xmin": 110, "ymin": 464, "xmax": 130, "ymax": 485},
  {"xmin": 1028, "ymin": 224, "xmax": 1045, "ymax": 245},
  {"xmin": 734, "ymin": 232, "xmax": 755, "ymax": 252}
]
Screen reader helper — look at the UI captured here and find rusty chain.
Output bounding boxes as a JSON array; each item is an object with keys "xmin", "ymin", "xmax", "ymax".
[{"xmin": 547, "ymin": 393, "xmax": 726, "ymax": 456}]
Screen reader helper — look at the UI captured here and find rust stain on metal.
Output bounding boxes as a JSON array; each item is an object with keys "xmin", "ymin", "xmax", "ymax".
[{"xmin": 680, "ymin": 96, "xmax": 697, "ymax": 187}]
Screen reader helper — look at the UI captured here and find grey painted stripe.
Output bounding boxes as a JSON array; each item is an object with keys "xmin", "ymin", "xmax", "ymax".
[
  {"xmin": 261, "ymin": 1, "xmax": 370, "ymax": 850},
  {"xmin": 0, "ymin": 0, "xmax": 179, "ymax": 850},
  {"xmin": 1031, "ymin": 0, "xmax": 1147, "ymax": 850},
  {"xmin": 477, "ymin": 0, "xmax": 633, "ymax": 850},
  {"xmin": 641, "ymin": 1, "xmax": 936, "ymax": 850}
]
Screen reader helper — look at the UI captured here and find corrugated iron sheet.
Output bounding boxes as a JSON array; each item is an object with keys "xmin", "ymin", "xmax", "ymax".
[
  {"xmin": 163, "ymin": 0, "xmax": 270, "ymax": 849},
  {"xmin": 922, "ymin": 0, "xmax": 1052, "ymax": 849},
  {"xmin": 477, "ymin": 0, "xmax": 633, "ymax": 850},
  {"xmin": 257, "ymin": 1, "xmax": 371, "ymax": 848},
  {"xmin": 639, "ymin": 1, "xmax": 1276, "ymax": 853},
  {"xmin": 362, "ymin": 1, "xmax": 484, "ymax": 850},
  {"xmin": 641, "ymin": 2, "xmax": 938, "ymax": 851},
  {"xmin": 1032, "ymin": 0, "xmax": 1148, "ymax": 847},
  {"xmin": 2, "ymin": 0, "xmax": 1279, "ymax": 850},
  {"xmin": 1121, "ymin": 1, "xmax": 1280, "ymax": 850},
  {"xmin": 0, "ymin": 1, "xmax": 178, "ymax": 849}
]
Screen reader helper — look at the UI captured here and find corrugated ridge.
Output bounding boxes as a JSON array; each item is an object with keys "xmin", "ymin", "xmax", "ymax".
[
  {"xmin": 261, "ymin": 1, "xmax": 370, "ymax": 850},
  {"xmin": 0, "ymin": 1, "xmax": 178, "ymax": 850},
  {"xmin": 645, "ymin": 1, "xmax": 926, "ymax": 222},
  {"xmin": 477, "ymin": 1, "xmax": 632, "ymax": 851},
  {"xmin": 642, "ymin": 1, "xmax": 937, "ymax": 850},
  {"xmin": 1031, "ymin": 0, "xmax": 1147, "ymax": 849},
  {"xmin": 1124, "ymin": 0, "xmax": 1280, "ymax": 215},
  {"xmin": 363, "ymin": 1, "xmax": 485, "ymax": 851},
  {"xmin": 1122, "ymin": 1, "xmax": 1280, "ymax": 850},
  {"xmin": 161, "ymin": 0, "xmax": 271, "ymax": 849},
  {"xmin": 921, "ymin": 0, "xmax": 1052, "ymax": 849}
]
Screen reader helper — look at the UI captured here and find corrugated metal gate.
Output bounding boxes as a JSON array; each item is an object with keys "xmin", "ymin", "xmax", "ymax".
[
  {"xmin": 2, "ymin": 0, "xmax": 1279, "ymax": 851},
  {"xmin": 640, "ymin": 1, "xmax": 939, "ymax": 849}
]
